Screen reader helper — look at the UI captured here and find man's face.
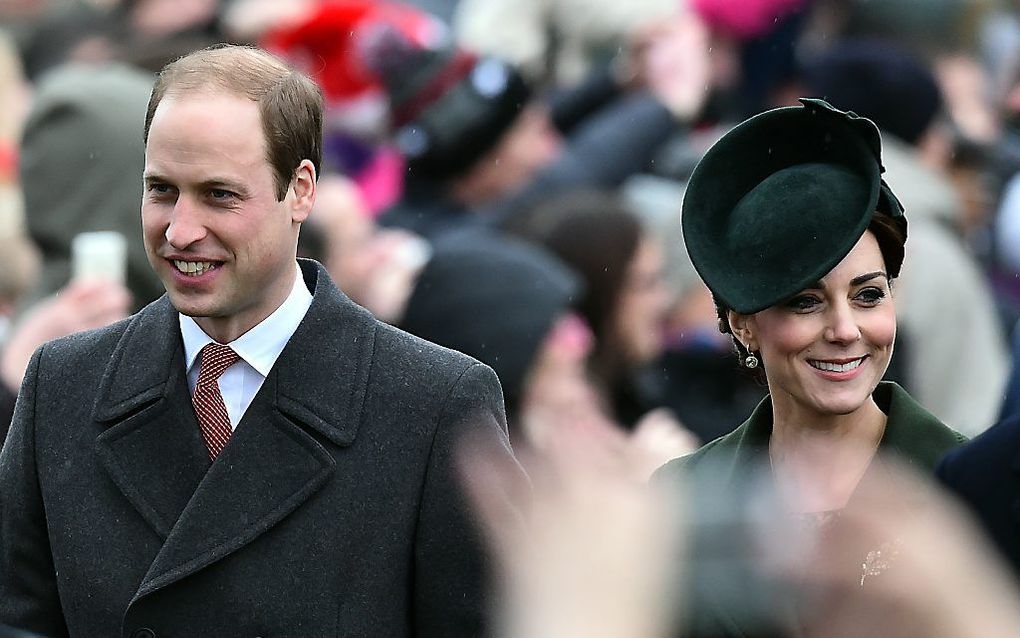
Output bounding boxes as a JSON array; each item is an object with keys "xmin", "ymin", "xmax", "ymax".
[{"xmin": 142, "ymin": 91, "xmax": 313, "ymax": 342}]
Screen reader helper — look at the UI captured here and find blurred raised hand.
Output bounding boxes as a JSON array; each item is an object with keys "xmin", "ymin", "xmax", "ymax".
[
  {"xmin": 1, "ymin": 279, "xmax": 130, "ymax": 391},
  {"xmin": 461, "ymin": 395, "xmax": 686, "ymax": 638},
  {"xmin": 790, "ymin": 456, "xmax": 1020, "ymax": 638}
]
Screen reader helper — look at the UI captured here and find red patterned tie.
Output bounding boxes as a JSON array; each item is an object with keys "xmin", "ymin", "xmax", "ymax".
[{"xmin": 193, "ymin": 343, "xmax": 240, "ymax": 460}]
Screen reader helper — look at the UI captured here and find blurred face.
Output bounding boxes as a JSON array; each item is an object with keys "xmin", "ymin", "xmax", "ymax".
[
  {"xmin": 142, "ymin": 91, "xmax": 315, "ymax": 343},
  {"xmin": 730, "ymin": 232, "xmax": 895, "ymax": 419},
  {"xmin": 453, "ymin": 105, "xmax": 562, "ymax": 204},
  {"xmin": 492, "ymin": 105, "xmax": 562, "ymax": 191},
  {"xmin": 613, "ymin": 237, "xmax": 670, "ymax": 365}
]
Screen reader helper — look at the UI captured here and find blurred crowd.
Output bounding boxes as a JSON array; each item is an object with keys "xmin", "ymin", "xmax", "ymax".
[{"xmin": 5, "ymin": 0, "xmax": 1020, "ymax": 636}]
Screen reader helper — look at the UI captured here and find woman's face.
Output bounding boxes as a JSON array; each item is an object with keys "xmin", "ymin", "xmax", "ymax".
[
  {"xmin": 730, "ymin": 231, "xmax": 896, "ymax": 419},
  {"xmin": 613, "ymin": 237, "xmax": 671, "ymax": 365}
]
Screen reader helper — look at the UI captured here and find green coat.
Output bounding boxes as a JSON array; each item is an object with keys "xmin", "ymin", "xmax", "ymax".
[{"xmin": 654, "ymin": 381, "xmax": 967, "ymax": 638}]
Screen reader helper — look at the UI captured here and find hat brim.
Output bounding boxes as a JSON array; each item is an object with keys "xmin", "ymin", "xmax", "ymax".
[{"xmin": 682, "ymin": 98, "xmax": 897, "ymax": 314}]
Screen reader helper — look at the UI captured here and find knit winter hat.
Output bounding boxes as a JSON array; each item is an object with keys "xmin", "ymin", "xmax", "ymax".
[
  {"xmin": 400, "ymin": 232, "xmax": 581, "ymax": 416},
  {"xmin": 363, "ymin": 26, "xmax": 532, "ymax": 180}
]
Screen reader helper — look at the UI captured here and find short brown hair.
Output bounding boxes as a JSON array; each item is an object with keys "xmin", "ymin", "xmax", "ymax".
[{"xmin": 144, "ymin": 44, "xmax": 323, "ymax": 201}]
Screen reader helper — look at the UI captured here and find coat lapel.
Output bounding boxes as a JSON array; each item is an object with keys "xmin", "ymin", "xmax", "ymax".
[
  {"xmin": 128, "ymin": 260, "xmax": 379, "ymax": 600},
  {"xmin": 94, "ymin": 297, "xmax": 211, "ymax": 538}
]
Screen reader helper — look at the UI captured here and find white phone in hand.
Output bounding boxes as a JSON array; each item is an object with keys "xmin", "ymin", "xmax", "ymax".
[{"xmin": 71, "ymin": 231, "xmax": 127, "ymax": 285}]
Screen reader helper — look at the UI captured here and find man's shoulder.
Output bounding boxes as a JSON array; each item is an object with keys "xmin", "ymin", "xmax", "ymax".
[
  {"xmin": 33, "ymin": 297, "xmax": 175, "ymax": 381},
  {"xmin": 372, "ymin": 319, "xmax": 486, "ymax": 381},
  {"xmin": 938, "ymin": 414, "xmax": 1020, "ymax": 484},
  {"xmin": 39, "ymin": 315, "xmax": 134, "ymax": 366}
]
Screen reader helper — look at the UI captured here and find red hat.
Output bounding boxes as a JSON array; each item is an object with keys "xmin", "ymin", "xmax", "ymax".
[{"xmin": 262, "ymin": 0, "xmax": 444, "ymax": 103}]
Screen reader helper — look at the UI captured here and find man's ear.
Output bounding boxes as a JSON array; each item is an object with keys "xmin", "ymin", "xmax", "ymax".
[
  {"xmin": 290, "ymin": 159, "xmax": 317, "ymax": 223},
  {"xmin": 727, "ymin": 309, "xmax": 758, "ymax": 351}
]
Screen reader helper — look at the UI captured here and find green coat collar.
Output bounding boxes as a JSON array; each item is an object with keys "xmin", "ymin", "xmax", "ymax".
[{"xmin": 668, "ymin": 381, "xmax": 967, "ymax": 486}]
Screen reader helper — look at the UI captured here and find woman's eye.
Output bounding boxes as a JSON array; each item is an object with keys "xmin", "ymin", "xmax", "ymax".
[
  {"xmin": 786, "ymin": 295, "xmax": 821, "ymax": 311},
  {"xmin": 855, "ymin": 287, "xmax": 886, "ymax": 305}
]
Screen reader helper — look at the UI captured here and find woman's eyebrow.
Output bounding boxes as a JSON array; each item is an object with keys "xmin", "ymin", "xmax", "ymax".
[{"xmin": 850, "ymin": 271, "xmax": 888, "ymax": 286}]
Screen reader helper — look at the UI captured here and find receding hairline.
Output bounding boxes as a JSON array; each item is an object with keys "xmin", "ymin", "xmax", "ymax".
[{"xmin": 153, "ymin": 47, "xmax": 293, "ymax": 97}]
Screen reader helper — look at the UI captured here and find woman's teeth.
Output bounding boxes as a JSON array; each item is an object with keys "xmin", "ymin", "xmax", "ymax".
[
  {"xmin": 809, "ymin": 358, "xmax": 865, "ymax": 373},
  {"xmin": 174, "ymin": 260, "xmax": 216, "ymax": 276}
]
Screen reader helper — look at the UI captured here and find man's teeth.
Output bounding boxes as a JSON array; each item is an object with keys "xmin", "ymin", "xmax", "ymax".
[
  {"xmin": 173, "ymin": 260, "xmax": 216, "ymax": 275},
  {"xmin": 810, "ymin": 358, "xmax": 864, "ymax": 373}
]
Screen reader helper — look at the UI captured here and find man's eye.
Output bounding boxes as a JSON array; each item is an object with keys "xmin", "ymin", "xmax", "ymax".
[
  {"xmin": 210, "ymin": 189, "xmax": 234, "ymax": 200},
  {"xmin": 146, "ymin": 183, "xmax": 173, "ymax": 197}
]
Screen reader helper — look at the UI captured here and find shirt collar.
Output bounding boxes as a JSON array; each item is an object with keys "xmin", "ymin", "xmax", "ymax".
[{"xmin": 180, "ymin": 262, "xmax": 313, "ymax": 376}]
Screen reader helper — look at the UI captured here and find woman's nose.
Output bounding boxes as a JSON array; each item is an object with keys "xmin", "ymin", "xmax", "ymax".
[{"xmin": 824, "ymin": 301, "xmax": 862, "ymax": 345}]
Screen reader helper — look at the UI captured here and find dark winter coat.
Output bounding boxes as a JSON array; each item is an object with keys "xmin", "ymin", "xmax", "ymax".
[{"xmin": 0, "ymin": 260, "xmax": 517, "ymax": 637}]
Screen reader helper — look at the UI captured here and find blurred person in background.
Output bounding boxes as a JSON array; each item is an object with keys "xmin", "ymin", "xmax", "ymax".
[
  {"xmin": 1, "ymin": 61, "xmax": 143, "ymax": 429},
  {"xmin": 400, "ymin": 231, "xmax": 697, "ymax": 471},
  {"xmin": 938, "ymin": 406, "xmax": 1020, "ymax": 586},
  {"xmin": 111, "ymin": 0, "xmax": 226, "ymax": 73},
  {"xmin": 656, "ymin": 99, "xmax": 967, "ymax": 636},
  {"xmin": 370, "ymin": 9, "xmax": 712, "ymax": 241},
  {"xmin": 453, "ymin": 0, "xmax": 678, "ymax": 85},
  {"xmin": 305, "ymin": 173, "xmax": 430, "ymax": 324},
  {"xmin": 0, "ymin": 31, "xmax": 35, "ymax": 345},
  {"xmin": 16, "ymin": 2, "xmax": 119, "ymax": 83},
  {"xmin": 399, "ymin": 234, "xmax": 586, "ymax": 440},
  {"xmin": 0, "ymin": 188, "xmax": 38, "ymax": 443},
  {"xmin": 520, "ymin": 191, "xmax": 680, "ymax": 432},
  {"xmin": 800, "ymin": 39, "xmax": 1009, "ymax": 436},
  {"xmin": 18, "ymin": 62, "xmax": 163, "ymax": 311},
  {"xmin": 624, "ymin": 176, "xmax": 769, "ymax": 442}
]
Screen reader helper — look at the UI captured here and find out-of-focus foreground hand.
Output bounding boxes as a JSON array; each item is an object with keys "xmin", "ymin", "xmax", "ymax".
[
  {"xmin": 632, "ymin": 408, "xmax": 700, "ymax": 478},
  {"xmin": 1, "ymin": 279, "xmax": 130, "ymax": 391},
  {"xmin": 460, "ymin": 411, "xmax": 685, "ymax": 638},
  {"xmin": 792, "ymin": 456, "xmax": 1020, "ymax": 638}
]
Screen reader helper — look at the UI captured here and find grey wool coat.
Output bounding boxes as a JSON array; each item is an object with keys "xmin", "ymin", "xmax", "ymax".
[{"xmin": 0, "ymin": 259, "xmax": 519, "ymax": 637}]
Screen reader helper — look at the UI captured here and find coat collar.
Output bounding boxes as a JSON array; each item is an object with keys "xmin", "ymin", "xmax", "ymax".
[
  {"xmin": 92, "ymin": 260, "xmax": 378, "ymax": 601},
  {"xmin": 704, "ymin": 381, "xmax": 966, "ymax": 484},
  {"xmin": 92, "ymin": 259, "xmax": 376, "ymax": 446}
]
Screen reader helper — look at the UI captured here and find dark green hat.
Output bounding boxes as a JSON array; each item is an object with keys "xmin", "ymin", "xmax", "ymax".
[{"xmin": 682, "ymin": 98, "xmax": 905, "ymax": 315}]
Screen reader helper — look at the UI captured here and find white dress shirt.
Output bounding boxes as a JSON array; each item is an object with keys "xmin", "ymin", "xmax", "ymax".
[{"xmin": 180, "ymin": 263, "xmax": 312, "ymax": 429}]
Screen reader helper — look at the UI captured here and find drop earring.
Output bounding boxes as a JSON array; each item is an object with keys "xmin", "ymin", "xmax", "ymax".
[{"xmin": 743, "ymin": 346, "xmax": 759, "ymax": 369}]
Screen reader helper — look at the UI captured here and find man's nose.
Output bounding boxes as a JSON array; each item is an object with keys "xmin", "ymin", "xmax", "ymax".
[{"xmin": 165, "ymin": 198, "xmax": 206, "ymax": 249}]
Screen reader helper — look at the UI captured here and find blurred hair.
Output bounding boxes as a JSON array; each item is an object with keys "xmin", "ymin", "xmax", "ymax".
[
  {"xmin": 144, "ymin": 44, "xmax": 323, "ymax": 201},
  {"xmin": 530, "ymin": 191, "xmax": 645, "ymax": 388}
]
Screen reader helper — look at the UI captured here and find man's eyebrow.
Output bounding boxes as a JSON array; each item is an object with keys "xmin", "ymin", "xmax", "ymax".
[
  {"xmin": 851, "ymin": 271, "xmax": 888, "ymax": 286},
  {"xmin": 142, "ymin": 174, "xmax": 248, "ymax": 194},
  {"xmin": 195, "ymin": 178, "xmax": 249, "ymax": 194}
]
